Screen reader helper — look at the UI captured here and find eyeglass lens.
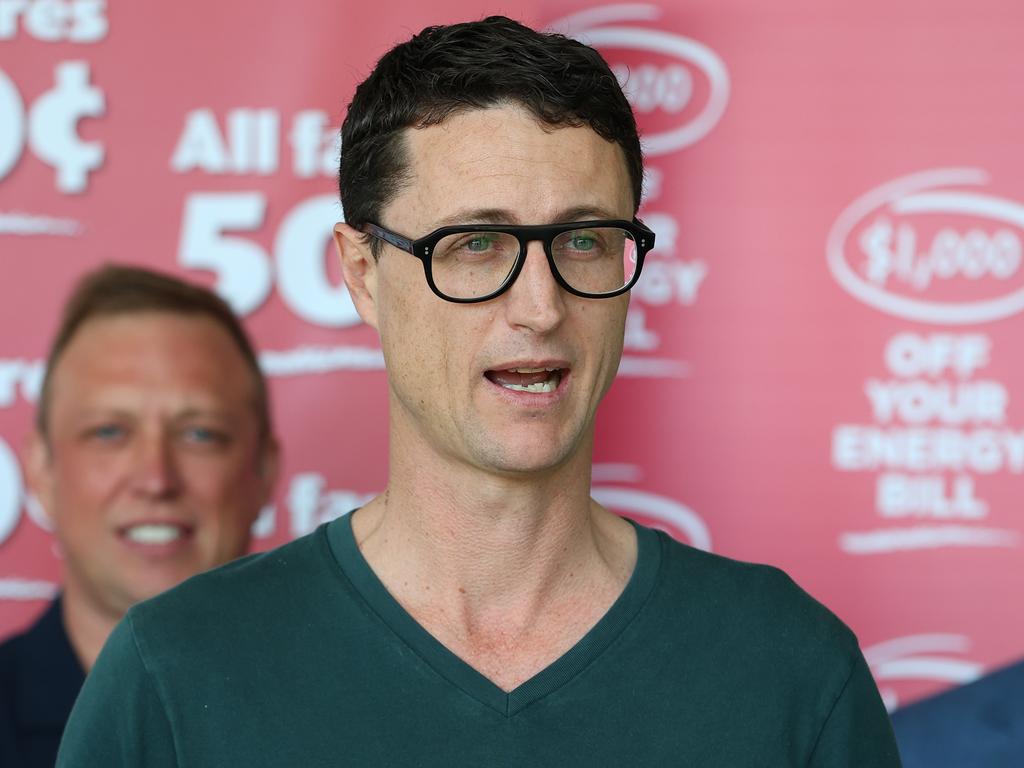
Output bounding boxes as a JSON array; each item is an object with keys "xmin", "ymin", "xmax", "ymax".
[{"xmin": 430, "ymin": 227, "xmax": 639, "ymax": 300}]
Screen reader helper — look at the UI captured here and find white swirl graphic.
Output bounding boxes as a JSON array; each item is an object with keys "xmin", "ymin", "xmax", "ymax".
[
  {"xmin": 0, "ymin": 578, "xmax": 57, "ymax": 601},
  {"xmin": 840, "ymin": 525, "xmax": 1020, "ymax": 554},
  {"xmin": 863, "ymin": 633, "xmax": 984, "ymax": 711},
  {"xmin": 592, "ymin": 486, "xmax": 711, "ymax": 551}
]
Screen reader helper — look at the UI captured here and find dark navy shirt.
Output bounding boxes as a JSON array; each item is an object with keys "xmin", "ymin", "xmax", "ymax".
[{"xmin": 0, "ymin": 598, "xmax": 86, "ymax": 768}]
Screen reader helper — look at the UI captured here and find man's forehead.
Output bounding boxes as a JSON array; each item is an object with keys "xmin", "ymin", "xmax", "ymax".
[
  {"xmin": 64, "ymin": 399, "xmax": 237, "ymax": 422},
  {"xmin": 50, "ymin": 312, "xmax": 254, "ymax": 399},
  {"xmin": 392, "ymin": 106, "xmax": 634, "ymax": 225},
  {"xmin": 406, "ymin": 106, "xmax": 609, "ymax": 160},
  {"xmin": 429, "ymin": 205, "xmax": 629, "ymax": 228},
  {"xmin": 46, "ymin": 365, "xmax": 260, "ymax": 434}
]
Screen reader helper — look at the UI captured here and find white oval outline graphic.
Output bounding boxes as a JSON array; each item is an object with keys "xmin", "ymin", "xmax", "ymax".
[
  {"xmin": 25, "ymin": 491, "xmax": 53, "ymax": 533},
  {"xmin": 827, "ymin": 167, "xmax": 1024, "ymax": 324},
  {"xmin": 0, "ymin": 69, "xmax": 26, "ymax": 180},
  {"xmin": 0, "ymin": 437, "xmax": 23, "ymax": 547},
  {"xmin": 550, "ymin": 5, "xmax": 730, "ymax": 156},
  {"xmin": 592, "ymin": 486, "xmax": 711, "ymax": 551}
]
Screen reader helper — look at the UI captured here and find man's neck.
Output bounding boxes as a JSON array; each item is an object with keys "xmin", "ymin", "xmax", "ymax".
[
  {"xmin": 351, "ymin": 439, "xmax": 637, "ymax": 690},
  {"xmin": 60, "ymin": 582, "xmax": 120, "ymax": 672}
]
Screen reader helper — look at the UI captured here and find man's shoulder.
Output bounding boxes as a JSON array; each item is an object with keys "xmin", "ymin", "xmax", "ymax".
[
  {"xmin": 894, "ymin": 656, "xmax": 1024, "ymax": 724},
  {"xmin": 892, "ymin": 657, "xmax": 1024, "ymax": 761},
  {"xmin": 0, "ymin": 597, "xmax": 81, "ymax": 684},
  {"xmin": 0, "ymin": 597, "xmax": 85, "ymax": 763},
  {"xmin": 0, "ymin": 617, "xmax": 26, "ymax": 664},
  {"xmin": 0, "ymin": 608, "xmax": 34, "ymax": 689},
  {"xmin": 127, "ymin": 521, "xmax": 341, "ymax": 646},
  {"xmin": 0, "ymin": 599, "xmax": 58, "ymax": 659},
  {"xmin": 649, "ymin": 529, "xmax": 859, "ymax": 659},
  {"xmin": 625, "ymin": 528, "xmax": 893, "ymax": 759}
]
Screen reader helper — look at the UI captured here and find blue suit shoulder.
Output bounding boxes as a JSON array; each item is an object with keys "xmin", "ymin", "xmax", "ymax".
[{"xmin": 892, "ymin": 657, "xmax": 1024, "ymax": 767}]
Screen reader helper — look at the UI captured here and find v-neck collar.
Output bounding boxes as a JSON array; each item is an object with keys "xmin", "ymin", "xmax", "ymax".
[{"xmin": 326, "ymin": 511, "xmax": 661, "ymax": 717}]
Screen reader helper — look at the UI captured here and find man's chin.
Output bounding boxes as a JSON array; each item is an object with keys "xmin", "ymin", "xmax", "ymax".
[{"xmin": 467, "ymin": 432, "xmax": 586, "ymax": 478}]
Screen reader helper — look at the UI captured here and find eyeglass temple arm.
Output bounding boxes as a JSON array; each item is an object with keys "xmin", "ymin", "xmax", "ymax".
[{"xmin": 362, "ymin": 223, "xmax": 415, "ymax": 254}]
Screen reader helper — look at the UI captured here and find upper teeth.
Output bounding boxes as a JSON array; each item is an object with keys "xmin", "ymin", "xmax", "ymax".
[
  {"xmin": 125, "ymin": 524, "xmax": 183, "ymax": 545},
  {"xmin": 508, "ymin": 367, "xmax": 558, "ymax": 373}
]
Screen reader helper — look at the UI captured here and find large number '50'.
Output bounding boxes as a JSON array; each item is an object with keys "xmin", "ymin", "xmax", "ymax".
[{"xmin": 178, "ymin": 192, "xmax": 360, "ymax": 327}]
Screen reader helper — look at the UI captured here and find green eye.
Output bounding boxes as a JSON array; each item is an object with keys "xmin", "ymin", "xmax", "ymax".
[
  {"xmin": 570, "ymin": 235, "xmax": 596, "ymax": 251},
  {"xmin": 465, "ymin": 236, "xmax": 494, "ymax": 252}
]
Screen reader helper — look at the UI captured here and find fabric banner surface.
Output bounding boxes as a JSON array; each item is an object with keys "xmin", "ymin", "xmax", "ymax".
[{"xmin": 1, "ymin": 0, "xmax": 1022, "ymax": 711}]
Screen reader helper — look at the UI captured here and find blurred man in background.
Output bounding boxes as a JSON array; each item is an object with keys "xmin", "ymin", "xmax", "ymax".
[
  {"xmin": 892, "ymin": 657, "xmax": 1024, "ymax": 766},
  {"xmin": 0, "ymin": 265, "xmax": 278, "ymax": 768}
]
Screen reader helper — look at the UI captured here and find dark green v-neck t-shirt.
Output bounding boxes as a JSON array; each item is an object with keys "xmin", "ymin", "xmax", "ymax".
[{"xmin": 57, "ymin": 515, "xmax": 900, "ymax": 766}]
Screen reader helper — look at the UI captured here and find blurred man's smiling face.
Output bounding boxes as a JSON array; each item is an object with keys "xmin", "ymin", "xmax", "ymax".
[{"xmin": 30, "ymin": 311, "xmax": 276, "ymax": 619}]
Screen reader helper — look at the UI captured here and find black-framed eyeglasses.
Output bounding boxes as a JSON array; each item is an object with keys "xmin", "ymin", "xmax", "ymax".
[{"xmin": 360, "ymin": 218, "xmax": 656, "ymax": 303}]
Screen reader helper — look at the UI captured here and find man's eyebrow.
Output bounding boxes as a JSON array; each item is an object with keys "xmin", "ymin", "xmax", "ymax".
[
  {"xmin": 552, "ymin": 205, "xmax": 625, "ymax": 222},
  {"xmin": 72, "ymin": 406, "xmax": 235, "ymax": 423},
  {"xmin": 170, "ymin": 408, "xmax": 234, "ymax": 422},
  {"xmin": 72, "ymin": 408, "xmax": 133, "ymax": 423},
  {"xmin": 433, "ymin": 208, "xmax": 516, "ymax": 227},
  {"xmin": 432, "ymin": 205, "xmax": 626, "ymax": 228}
]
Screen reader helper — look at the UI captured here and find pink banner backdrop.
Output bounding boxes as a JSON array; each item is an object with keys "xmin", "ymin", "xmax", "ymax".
[{"xmin": 1, "ymin": 0, "xmax": 1022, "ymax": 711}]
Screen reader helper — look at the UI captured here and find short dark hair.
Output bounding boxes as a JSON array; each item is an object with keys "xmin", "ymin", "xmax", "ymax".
[
  {"xmin": 37, "ymin": 264, "xmax": 271, "ymax": 441},
  {"xmin": 338, "ymin": 16, "xmax": 643, "ymax": 255}
]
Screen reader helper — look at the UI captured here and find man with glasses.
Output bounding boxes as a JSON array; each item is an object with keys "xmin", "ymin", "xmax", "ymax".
[{"xmin": 58, "ymin": 17, "xmax": 899, "ymax": 766}]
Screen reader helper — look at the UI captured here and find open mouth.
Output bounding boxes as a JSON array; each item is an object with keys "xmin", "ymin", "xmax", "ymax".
[
  {"xmin": 485, "ymin": 367, "xmax": 565, "ymax": 394},
  {"xmin": 119, "ymin": 523, "xmax": 192, "ymax": 545}
]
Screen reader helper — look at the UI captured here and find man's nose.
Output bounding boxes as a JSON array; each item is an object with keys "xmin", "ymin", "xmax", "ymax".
[
  {"xmin": 131, "ymin": 430, "xmax": 182, "ymax": 498},
  {"xmin": 503, "ymin": 240, "xmax": 567, "ymax": 332}
]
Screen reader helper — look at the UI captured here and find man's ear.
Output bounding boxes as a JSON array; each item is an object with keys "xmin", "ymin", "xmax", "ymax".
[
  {"xmin": 23, "ymin": 429, "xmax": 55, "ymax": 525},
  {"xmin": 334, "ymin": 222, "xmax": 379, "ymax": 330}
]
